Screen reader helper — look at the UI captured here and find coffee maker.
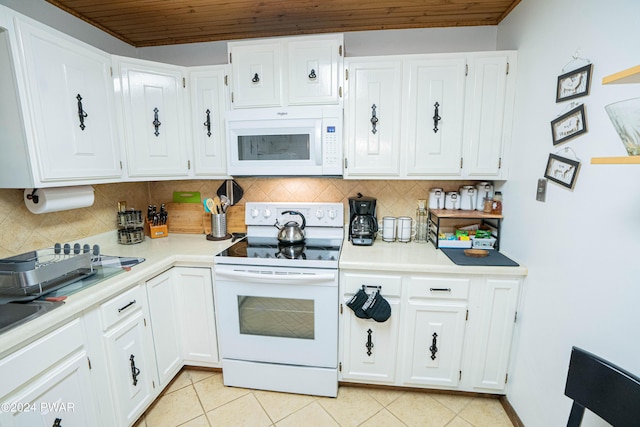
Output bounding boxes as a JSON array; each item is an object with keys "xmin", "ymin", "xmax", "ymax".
[{"xmin": 348, "ymin": 194, "xmax": 378, "ymax": 246}]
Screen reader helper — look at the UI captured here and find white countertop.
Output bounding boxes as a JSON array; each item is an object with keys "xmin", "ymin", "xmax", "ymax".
[
  {"xmin": 1, "ymin": 232, "xmax": 527, "ymax": 357},
  {"xmin": 0, "ymin": 232, "xmax": 234, "ymax": 358},
  {"xmin": 339, "ymin": 236, "xmax": 528, "ymax": 276}
]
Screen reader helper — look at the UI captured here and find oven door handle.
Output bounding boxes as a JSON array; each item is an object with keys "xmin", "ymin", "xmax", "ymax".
[{"xmin": 215, "ymin": 269, "xmax": 336, "ymax": 285}]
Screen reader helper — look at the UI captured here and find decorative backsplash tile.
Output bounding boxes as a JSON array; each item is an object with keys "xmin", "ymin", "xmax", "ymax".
[{"xmin": 0, "ymin": 178, "xmax": 475, "ymax": 257}]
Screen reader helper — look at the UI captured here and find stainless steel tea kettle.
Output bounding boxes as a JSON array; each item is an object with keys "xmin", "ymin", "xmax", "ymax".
[{"xmin": 274, "ymin": 211, "xmax": 306, "ymax": 244}]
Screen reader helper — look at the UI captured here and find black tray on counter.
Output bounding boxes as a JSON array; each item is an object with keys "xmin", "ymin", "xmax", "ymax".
[{"xmin": 441, "ymin": 248, "xmax": 519, "ymax": 267}]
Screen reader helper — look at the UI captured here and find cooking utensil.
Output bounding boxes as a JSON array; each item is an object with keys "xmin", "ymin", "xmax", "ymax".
[
  {"xmin": 216, "ymin": 179, "xmax": 244, "ymax": 206},
  {"xmin": 219, "ymin": 195, "xmax": 229, "ymax": 212},
  {"xmin": 212, "ymin": 196, "xmax": 222, "ymax": 214},
  {"xmin": 204, "ymin": 198, "xmax": 215, "ymax": 213},
  {"xmin": 274, "ymin": 210, "xmax": 306, "ymax": 244}
]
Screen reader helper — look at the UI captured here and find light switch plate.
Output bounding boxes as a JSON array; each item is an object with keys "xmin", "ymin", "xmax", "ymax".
[{"xmin": 536, "ymin": 179, "xmax": 547, "ymax": 202}]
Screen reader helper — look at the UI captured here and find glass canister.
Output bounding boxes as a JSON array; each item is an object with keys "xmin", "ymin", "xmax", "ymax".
[
  {"xmin": 475, "ymin": 182, "xmax": 494, "ymax": 210},
  {"xmin": 491, "ymin": 191, "xmax": 503, "ymax": 214},
  {"xmin": 415, "ymin": 200, "xmax": 428, "ymax": 243}
]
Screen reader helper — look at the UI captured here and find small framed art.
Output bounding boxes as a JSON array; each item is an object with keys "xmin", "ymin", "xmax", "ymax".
[
  {"xmin": 556, "ymin": 64, "xmax": 593, "ymax": 103},
  {"xmin": 551, "ymin": 104, "xmax": 587, "ymax": 145},
  {"xmin": 544, "ymin": 153, "xmax": 580, "ymax": 189}
]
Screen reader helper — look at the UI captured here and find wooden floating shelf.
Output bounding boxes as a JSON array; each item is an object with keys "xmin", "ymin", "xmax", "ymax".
[
  {"xmin": 591, "ymin": 156, "xmax": 640, "ymax": 164},
  {"xmin": 602, "ymin": 65, "xmax": 640, "ymax": 85}
]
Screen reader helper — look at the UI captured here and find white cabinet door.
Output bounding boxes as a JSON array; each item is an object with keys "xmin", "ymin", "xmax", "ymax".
[
  {"xmin": 463, "ymin": 52, "xmax": 516, "ymax": 179},
  {"xmin": 404, "ymin": 57, "xmax": 466, "ymax": 176},
  {"xmin": 288, "ymin": 37, "xmax": 342, "ymax": 105},
  {"xmin": 340, "ymin": 271, "xmax": 401, "ymax": 384},
  {"xmin": 229, "ymin": 42, "xmax": 281, "ymax": 108},
  {"xmin": 470, "ymin": 277, "xmax": 520, "ymax": 392},
  {"xmin": 343, "ymin": 59, "xmax": 402, "ymax": 177},
  {"xmin": 1, "ymin": 351, "xmax": 99, "ymax": 427},
  {"xmin": 174, "ymin": 267, "xmax": 219, "ymax": 366},
  {"xmin": 341, "ymin": 303, "xmax": 401, "ymax": 384},
  {"xmin": 190, "ymin": 66, "xmax": 228, "ymax": 176},
  {"xmin": 104, "ymin": 310, "xmax": 156, "ymax": 427},
  {"xmin": 116, "ymin": 57, "xmax": 190, "ymax": 178},
  {"xmin": 13, "ymin": 17, "xmax": 121, "ymax": 182},
  {"xmin": 146, "ymin": 270, "xmax": 182, "ymax": 388},
  {"xmin": 402, "ymin": 303, "xmax": 467, "ymax": 388}
]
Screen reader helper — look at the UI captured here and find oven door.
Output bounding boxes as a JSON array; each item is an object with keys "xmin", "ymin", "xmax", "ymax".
[{"xmin": 215, "ymin": 264, "xmax": 338, "ymax": 368}]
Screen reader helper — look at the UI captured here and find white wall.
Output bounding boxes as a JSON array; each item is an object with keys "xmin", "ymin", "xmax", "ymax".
[
  {"xmin": 0, "ymin": 0, "xmax": 136, "ymax": 56},
  {"xmin": 496, "ymin": 1, "xmax": 640, "ymax": 426},
  {"xmin": 137, "ymin": 26, "xmax": 498, "ymax": 66}
]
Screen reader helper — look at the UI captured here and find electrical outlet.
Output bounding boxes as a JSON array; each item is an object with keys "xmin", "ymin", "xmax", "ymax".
[{"xmin": 536, "ymin": 179, "xmax": 547, "ymax": 202}]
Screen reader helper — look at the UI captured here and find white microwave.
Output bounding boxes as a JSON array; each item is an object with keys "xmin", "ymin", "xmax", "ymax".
[{"xmin": 226, "ymin": 107, "xmax": 342, "ymax": 176}]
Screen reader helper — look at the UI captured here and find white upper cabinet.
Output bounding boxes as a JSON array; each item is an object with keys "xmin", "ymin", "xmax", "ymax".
[
  {"xmin": 189, "ymin": 66, "xmax": 229, "ymax": 176},
  {"xmin": 288, "ymin": 37, "xmax": 342, "ymax": 105},
  {"xmin": 343, "ymin": 58, "xmax": 402, "ymax": 177},
  {"xmin": 463, "ymin": 52, "xmax": 517, "ymax": 179},
  {"xmin": 228, "ymin": 34, "xmax": 343, "ymax": 108},
  {"xmin": 229, "ymin": 41, "xmax": 281, "ymax": 108},
  {"xmin": 114, "ymin": 57, "xmax": 191, "ymax": 179},
  {"xmin": 344, "ymin": 51, "xmax": 517, "ymax": 180},
  {"xmin": 404, "ymin": 56, "xmax": 466, "ymax": 176},
  {"xmin": 0, "ymin": 6, "xmax": 122, "ymax": 188}
]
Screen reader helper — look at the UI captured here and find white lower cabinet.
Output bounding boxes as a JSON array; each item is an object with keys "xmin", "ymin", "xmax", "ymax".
[
  {"xmin": 0, "ymin": 318, "xmax": 99, "ymax": 427},
  {"xmin": 146, "ymin": 270, "xmax": 182, "ymax": 388},
  {"xmin": 468, "ymin": 277, "xmax": 520, "ymax": 391},
  {"xmin": 340, "ymin": 270, "xmax": 521, "ymax": 394},
  {"xmin": 174, "ymin": 267, "xmax": 219, "ymax": 366},
  {"xmin": 340, "ymin": 272, "xmax": 402, "ymax": 384},
  {"xmin": 0, "ymin": 266, "xmax": 219, "ymax": 427},
  {"xmin": 100, "ymin": 285, "xmax": 157, "ymax": 427}
]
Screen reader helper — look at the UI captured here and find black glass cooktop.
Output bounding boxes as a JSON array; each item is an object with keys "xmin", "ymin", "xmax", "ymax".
[{"xmin": 215, "ymin": 237, "xmax": 341, "ymax": 268}]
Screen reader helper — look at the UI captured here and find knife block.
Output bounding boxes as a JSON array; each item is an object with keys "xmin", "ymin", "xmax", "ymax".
[{"xmin": 146, "ymin": 220, "xmax": 168, "ymax": 239}]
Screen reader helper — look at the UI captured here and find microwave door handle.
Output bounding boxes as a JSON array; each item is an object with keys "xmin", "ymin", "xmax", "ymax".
[
  {"xmin": 315, "ymin": 122, "xmax": 323, "ymax": 165},
  {"xmin": 216, "ymin": 269, "xmax": 335, "ymax": 285}
]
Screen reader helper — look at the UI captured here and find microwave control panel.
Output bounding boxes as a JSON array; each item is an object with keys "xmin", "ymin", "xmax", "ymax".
[{"xmin": 322, "ymin": 117, "xmax": 342, "ymax": 175}]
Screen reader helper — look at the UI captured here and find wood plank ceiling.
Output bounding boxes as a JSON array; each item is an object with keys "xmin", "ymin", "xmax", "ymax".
[{"xmin": 45, "ymin": 0, "xmax": 521, "ymax": 47}]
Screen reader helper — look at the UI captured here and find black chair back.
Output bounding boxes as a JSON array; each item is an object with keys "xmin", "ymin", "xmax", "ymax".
[{"xmin": 565, "ymin": 346, "xmax": 640, "ymax": 426}]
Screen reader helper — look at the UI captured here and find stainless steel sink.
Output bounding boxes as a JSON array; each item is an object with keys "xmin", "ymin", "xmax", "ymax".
[{"xmin": 0, "ymin": 301, "xmax": 64, "ymax": 334}]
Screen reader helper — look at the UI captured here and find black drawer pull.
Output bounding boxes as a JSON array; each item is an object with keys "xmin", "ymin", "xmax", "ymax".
[
  {"xmin": 118, "ymin": 300, "xmax": 136, "ymax": 313},
  {"xmin": 429, "ymin": 288, "xmax": 452, "ymax": 292}
]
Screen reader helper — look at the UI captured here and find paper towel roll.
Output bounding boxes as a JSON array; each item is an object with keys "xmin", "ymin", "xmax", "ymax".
[{"xmin": 24, "ymin": 186, "xmax": 95, "ymax": 214}]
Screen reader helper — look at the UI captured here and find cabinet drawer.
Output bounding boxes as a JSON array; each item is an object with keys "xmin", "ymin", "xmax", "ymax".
[
  {"xmin": 100, "ymin": 285, "xmax": 145, "ymax": 330},
  {"xmin": 407, "ymin": 276, "xmax": 470, "ymax": 300},
  {"xmin": 0, "ymin": 318, "xmax": 83, "ymax": 398},
  {"xmin": 342, "ymin": 272, "xmax": 402, "ymax": 297}
]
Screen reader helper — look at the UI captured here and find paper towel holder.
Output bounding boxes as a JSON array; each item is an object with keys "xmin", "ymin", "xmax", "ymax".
[
  {"xmin": 26, "ymin": 189, "xmax": 39, "ymax": 204},
  {"xmin": 24, "ymin": 185, "xmax": 95, "ymax": 214}
]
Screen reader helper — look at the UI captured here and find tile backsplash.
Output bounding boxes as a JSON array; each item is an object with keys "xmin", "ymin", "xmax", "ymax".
[{"xmin": 0, "ymin": 178, "xmax": 475, "ymax": 257}]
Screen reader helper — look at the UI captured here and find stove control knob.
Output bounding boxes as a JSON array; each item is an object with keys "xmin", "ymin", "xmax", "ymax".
[
  {"xmin": 263, "ymin": 208, "xmax": 272, "ymax": 219},
  {"xmin": 250, "ymin": 208, "xmax": 260, "ymax": 218},
  {"xmin": 328, "ymin": 209, "xmax": 337, "ymax": 220},
  {"xmin": 315, "ymin": 208, "xmax": 324, "ymax": 219}
]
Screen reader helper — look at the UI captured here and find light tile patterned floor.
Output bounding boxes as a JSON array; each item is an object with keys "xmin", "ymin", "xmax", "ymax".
[{"xmin": 134, "ymin": 368, "xmax": 514, "ymax": 427}]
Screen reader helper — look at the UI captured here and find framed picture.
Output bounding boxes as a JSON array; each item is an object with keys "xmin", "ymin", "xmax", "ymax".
[
  {"xmin": 556, "ymin": 64, "xmax": 593, "ymax": 102},
  {"xmin": 551, "ymin": 104, "xmax": 587, "ymax": 145},
  {"xmin": 544, "ymin": 153, "xmax": 580, "ymax": 189}
]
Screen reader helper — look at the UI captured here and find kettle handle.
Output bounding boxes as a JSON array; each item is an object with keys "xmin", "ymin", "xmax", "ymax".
[{"xmin": 281, "ymin": 210, "xmax": 306, "ymax": 229}]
